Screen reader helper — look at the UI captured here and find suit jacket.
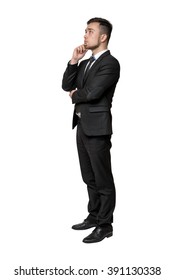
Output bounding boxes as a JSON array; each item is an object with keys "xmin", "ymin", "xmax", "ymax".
[{"xmin": 62, "ymin": 50, "xmax": 120, "ymax": 136}]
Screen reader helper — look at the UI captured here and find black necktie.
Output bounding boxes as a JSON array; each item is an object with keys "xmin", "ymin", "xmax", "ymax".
[{"xmin": 83, "ymin": 56, "xmax": 95, "ymax": 80}]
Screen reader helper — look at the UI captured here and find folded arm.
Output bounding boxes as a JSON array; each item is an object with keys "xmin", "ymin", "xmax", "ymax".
[{"xmin": 71, "ymin": 63, "xmax": 120, "ymax": 104}]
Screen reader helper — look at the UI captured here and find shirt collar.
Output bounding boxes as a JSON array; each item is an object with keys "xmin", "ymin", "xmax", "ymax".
[{"xmin": 93, "ymin": 49, "xmax": 108, "ymax": 60}]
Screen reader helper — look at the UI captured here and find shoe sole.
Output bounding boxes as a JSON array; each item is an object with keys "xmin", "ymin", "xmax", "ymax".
[{"xmin": 83, "ymin": 232, "xmax": 113, "ymax": 243}]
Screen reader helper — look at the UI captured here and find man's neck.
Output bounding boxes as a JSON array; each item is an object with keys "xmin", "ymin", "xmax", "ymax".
[
  {"xmin": 93, "ymin": 49, "xmax": 108, "ymax": 60},
  {"xmin": 92, "ymin": 45, "xmax": 108, "ymax": 55}
]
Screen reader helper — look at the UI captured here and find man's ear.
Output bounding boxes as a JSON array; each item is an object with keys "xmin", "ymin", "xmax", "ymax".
[{"xmin": 100, "ymin": 34, "xmax": 107, "ymax": 42}]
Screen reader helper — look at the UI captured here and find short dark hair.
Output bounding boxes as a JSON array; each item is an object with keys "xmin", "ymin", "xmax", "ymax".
[{"xmin": 87, "ymin": 17, "xmax": 113, "ymax": 42}]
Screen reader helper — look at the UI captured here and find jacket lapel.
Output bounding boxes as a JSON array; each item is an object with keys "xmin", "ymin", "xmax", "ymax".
[{"xmin": 83, "ymin": 51, "xmax": 110, "ymax": 84}]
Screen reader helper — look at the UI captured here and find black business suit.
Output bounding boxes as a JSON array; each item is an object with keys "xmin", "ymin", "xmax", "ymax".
[{"xmin": 62, "ymin": 50, "xmax": 120, "ymax": 226}]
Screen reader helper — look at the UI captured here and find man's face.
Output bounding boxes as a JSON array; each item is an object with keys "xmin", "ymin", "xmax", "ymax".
[{"xmin": 84, "ymin": 22, "xmax": 102, "ymax": 50}]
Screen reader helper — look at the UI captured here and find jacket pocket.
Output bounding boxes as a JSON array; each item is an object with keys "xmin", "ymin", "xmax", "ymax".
[{"xmin": 89, "ymin": 106, "xmax": 109, "ymax": 113}]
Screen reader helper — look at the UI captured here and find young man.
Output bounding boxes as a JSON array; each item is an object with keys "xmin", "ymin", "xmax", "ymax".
[{"xmin": 62, "ymin": 17, "xmax": 120, "ymax": 243}]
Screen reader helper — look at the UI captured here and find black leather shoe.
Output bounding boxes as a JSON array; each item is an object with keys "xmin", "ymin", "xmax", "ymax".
[
  {"xmin": 72, "ymin": 219, "xmax": 97, "ymax": 230},
  {"xmin": 83, "ymin": 225, "xmax": 113, "ymax": 243}
]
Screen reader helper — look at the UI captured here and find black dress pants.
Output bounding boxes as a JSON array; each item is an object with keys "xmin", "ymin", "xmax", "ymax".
[{"xmin": 76, "ymin": 122, "xmax": 116, "ymax": 226}]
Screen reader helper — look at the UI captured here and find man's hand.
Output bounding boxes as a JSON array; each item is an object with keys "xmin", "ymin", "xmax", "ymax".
[
  {"xmin": 70, "ymin": 44, "xmax": 88, "ymax": 64},
  {"xmin": 69, "ymin": 89, "xmax": 77, "ymax": 98}
]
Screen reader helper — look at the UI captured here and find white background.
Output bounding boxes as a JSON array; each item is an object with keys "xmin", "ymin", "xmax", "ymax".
[{"xmin": 0, "ymin": 0, "xmax": 174, "ymax": 279}]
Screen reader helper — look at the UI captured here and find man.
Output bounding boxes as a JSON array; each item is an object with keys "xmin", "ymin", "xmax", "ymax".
[{"xmin": 62, "ymin": 17, "xmax": 120, "ymax": 243}]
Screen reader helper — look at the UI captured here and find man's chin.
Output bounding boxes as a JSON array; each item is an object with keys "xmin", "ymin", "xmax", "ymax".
[{"xmin": 84, "ymin": 43, "xmax": 90, "ymax": 49}]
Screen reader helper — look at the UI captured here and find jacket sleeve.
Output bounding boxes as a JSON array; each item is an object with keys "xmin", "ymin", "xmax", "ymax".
[
  {"xmin": 71, "ymin": 60, "xmax": 120, "ymax": 104},
  {"xmin": 62, "ymin": 62, "xmax": 78, "ymax": 91}
]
